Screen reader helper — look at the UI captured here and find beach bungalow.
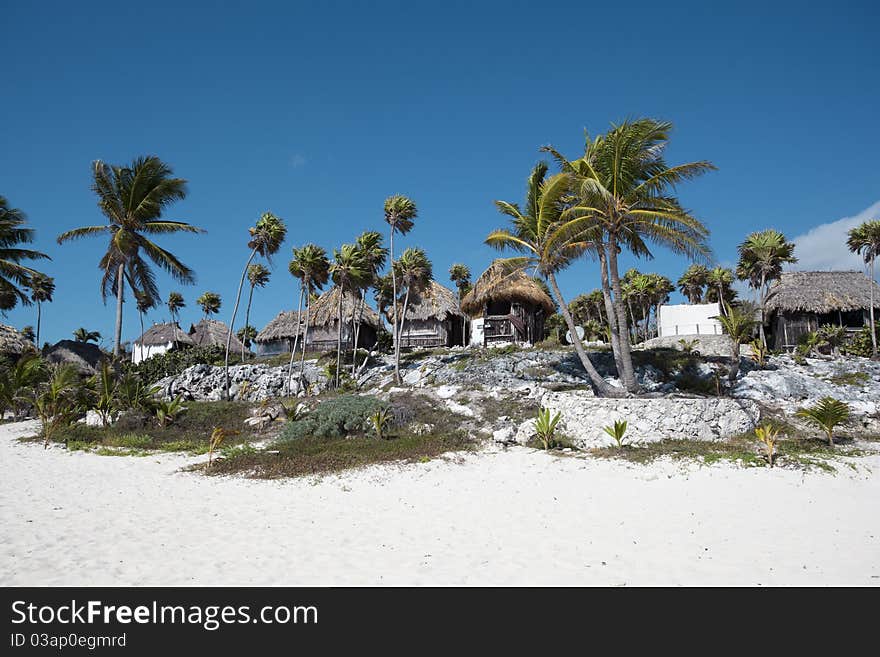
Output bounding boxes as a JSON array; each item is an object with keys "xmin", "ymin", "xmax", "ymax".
[
  {"xmin": 254, "ymin": 311, "xmax": 303, "ymax": 356},
  {"xmin": 131, "ymin": 322, "xmax": 195, "ymax": 364},
  {"xmin": 765, "ymin": 270, "xmax": 880, "ymax": 350},
  {"xmin": 387, "ymin": 280, "xmax": 467, "ymax": 348},
  {"xmin": 460, "ymin": 261, "xmax": 555, "ymax": 347},
  {"xmin": 308, "ymin": 288, "xmax": 381, "ymax": 351},
  {"xmin": 43, "ymin": 340, "xmax": 106, "ymax": 375},
  {"xmin": 189, "ymin": 318, "xmax": 248, "ymax": 355}
]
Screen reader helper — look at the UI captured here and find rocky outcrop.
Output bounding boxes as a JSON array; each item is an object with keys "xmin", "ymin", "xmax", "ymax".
[
  {"xmin": 511, "ymin": 390, "xmax": 761, "ymax": 449},
  {"xmin": 638, "ymin": 334, "xmax": 746, "ymax": 357},
  {"xmin": 154, "ymin": 361, "xmax": 328, "ymax": 401}
]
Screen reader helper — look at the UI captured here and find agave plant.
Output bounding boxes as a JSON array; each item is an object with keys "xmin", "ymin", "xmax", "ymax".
[
  {"xmin": 602, "ymin": 419, "xmax": 629, "ymax": 448},
  {"xmin": 754, "ymin": 424, "xmax": 780, "ymax": 468},
  {"xmin": 154, "ymin": 394, "xmax": 186, "ymax": 428},
  {"xmin": 796, "ymin": 397, "xmax": 850, "ymax": 447},
  {"xmin": 534, "ymin": 407, "xmax": 562, "ymax": 450}
]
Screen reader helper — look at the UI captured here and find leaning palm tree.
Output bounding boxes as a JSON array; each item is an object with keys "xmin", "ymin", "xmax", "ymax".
[
  {"xmin": 196, "ymin": 291, "xmax": 221, "ymax": 318},
  {"xmin": 706, "ymin": 266, "xmax": 736, "ymax": 313},
  {"xmin": 384, "ymin": 195, "xmax": 417, "ymax": 380},
  {"xmin": 287, "ymin": 244, "xmax": 330, "ymax": 395},
  {"xmin": 27, "ymin": 273, "xmax": 55, "ymax": 346},
  {"xmin": 677, "ymin": 264, "xmax": 709, "ymax": 304},
  {"xmin": 486, "ymin": 162, "xmax": 621, "ymax": 397},
  {"xmin": 224, "ymin": 212, "xmax": 287, "ymax": 399},
  {"xmin": 0, "ymin": 196, "xmax": 51, "ymax": 311},
  {"xmin": 329, "ymin": 244, "xmax": 370, "ymax": 388},
  {"xmin": 735, "ymin": 229, "xmax": 797, "ymax": 348},
  {"xmin": 73, "ymin": 327, "xmax": 101, "ymax": 343},
  {"xmin": 715, "ymin": 302, "xmax": 758, "ymax": 382},
  {"xmin": 56, "ymin": 157, "xmax": 203, "ymax": 356},
  {"xmin": 392, "ymin": 247, "xmax": 433, "ymax": 378},
  {"xmin": 846, "ymin": 219, "xmax": 880, "ymax": 357},
  {"xmin": 167, "ymin": 292, "xmax": 185, "ymax": 324},
  {"xmin": 351, "ymin": 231, "xmax": 388, "ymax": 376},
  {"xmin": 242, "ymin": 264, "xmax": 271, "ymax": 360},
  {"xmin": 543, "ymin": 119, "xmax": 714, "ymax": 393}
]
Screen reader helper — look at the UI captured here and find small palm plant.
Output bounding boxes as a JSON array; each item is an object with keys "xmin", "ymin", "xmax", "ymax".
[
  {"xmin": 754, "ymin": 424, "xmax": 780, "ymax": 468},
  {"xmin": 678, "ymin": 338, "xmax": 699, "ymax": 356},
  {"xmin": 207, "ymin": 426, "xmax": 239, "ymax": 467},
  {"xmin": 28, "ymin": 365, "xmax": 81, "ymax": 448},
  {"xmin": 369, "ymin": 407, "xmax": 393, "ymax": 440},
  {"xmin": 534, "ymin": 407, "xmax": 562, "ymax": 450},
  {"xmin": 154, "ymin": 394, "xmax": 186, "ymax": 428},
  {"xmin": 90, "ymin": 360, "xmax": 119, "ymax": 427},
  {"xmin": 796, "ymin": 397, "xmax": 851, "ymax": 447},
  {"xmin": 750, "ymin": 338, "xmax": 768, "ymax": 368},
  {"xmin": 602, "ymin": 419, "xmax": 629, "ymax": 448}
]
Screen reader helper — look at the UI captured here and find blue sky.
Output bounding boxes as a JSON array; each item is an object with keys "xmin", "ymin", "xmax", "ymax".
[{"xmin": 2, "ymin": 0, "xmax": 878, "ymax": 348}]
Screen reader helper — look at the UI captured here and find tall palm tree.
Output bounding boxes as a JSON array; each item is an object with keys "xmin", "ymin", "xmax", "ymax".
[
  {"xmin": 706, "ymin": 266, "xmax": 736, "ymax": 312},
  {"xmin": 224, "ymin": 212, "xmax": 287, "ymax": 399},
  {"xmin": 392, "ymin": 247, "xmax": 433, "ymax": 376},
  {"xmin": 73, "ymin": 328, "xmax": 101, "ymax": 343},
  {"xmin": 27, "ymin": 273, "xmax": 55, "ymax": 346},
  {"xmin": 287, "ymin": 244, "xmax": 330, "ymax": 395},
  {"xmin": 237, "ymin": 325, "xmax": 257, "ymax": 352},
  {"xmin": 648, "ymin": 273, "xmax": 674, "ymax": 338},
  {"xmin": 449, "ymin": 263, "xmax": 471, "ymax": 344},
  {"xmin": 350, "ymin": 231, "xmax": 388, "ymax": 376},
  {"xmin": 735, "ymin": 229, "xmax": 797, "ymax": 347},
  {"xmin": 486, "ymin": 162, "xmax": 620, "ymax": 397},
  {"xmin": 196, "ymin": 291, "xmax": 221, "ymax": 318},
  {"xmin": 167, "ymin": 292, "xmax": 185, "ymax": 324},
  {"xmin": 56, "ymin": 157, "xmax": 203, "ymax": 356},
  {"xmin": 543, "ymin": 119, "xmax": 714, "ymax": 393},
  {"xmin": 847, "ymin": 219, "xmax": 880, "ymax": 357},
  {"xmin": 133, "ymin": 288, "xmax": 157, "ymax": 355},
  {"xmin": 329, "ymin": 244, "xmax": 370, "ymax": 388},
  {"xmin": 384, "ymin": 195, "xmax": 417, "ymax": 383},
  {"xmin": 242, "ymin": 263, "xmax": 271, "ymax": 360},
  {"xmin": 0, "ymin": 196, "xmax": 50, "ymax": 311},
  {"xmin": 677, "ymin": 264, "xmax": 709, "ymax": 304}
]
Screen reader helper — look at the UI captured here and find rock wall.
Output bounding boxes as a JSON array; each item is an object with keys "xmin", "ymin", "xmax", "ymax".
[
  {"xmin": 639, "ymin": 334, "xmax": 744, "ymax": 358},
  {"xmin": 154, "ymin": 362, "xmax": 328, "ymax": 401},
  {"xmin": 513, "ymin": 390, "xmax": 761, "ymax": 449}
]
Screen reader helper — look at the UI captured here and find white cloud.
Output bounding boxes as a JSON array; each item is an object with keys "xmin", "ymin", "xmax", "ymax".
[{"xmin": 790, "ymin": 200, "xmax": 880, "ymax": 272}]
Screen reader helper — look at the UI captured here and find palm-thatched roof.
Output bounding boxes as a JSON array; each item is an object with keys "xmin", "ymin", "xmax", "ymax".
[
  {"xmin": 460, "ymin": 260, "xmax": 555, "ymax": 317},
  {"xmin": 309, "ymin": 288, "xmax": 381, "ymax": 328},
  {"xmin": 43, "ymin": 340, "xmax": 106, "ymax": 374},
  {"xmin": 189, "ymin": 319, "xmax": 248, "ymax": 352},
  {"xmin": 0, "ymin": 324, "xmax": 35, "ymax": 356},
  {"xmin": 255, "ymin": 310, "xmax": 303, "ymax": 343},
  {"xmin": 765, "ymin": 271, "xmax": 880, "ymax": 314},
  {"xmin": 134, "ymin": 322, "xmax": 195, "ymax": 347},
  {"xmin": 384, "ymin": 280, "xmax": 465, "ymax": 323}
]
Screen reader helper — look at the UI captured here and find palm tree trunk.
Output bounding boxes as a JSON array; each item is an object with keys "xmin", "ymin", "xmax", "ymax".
[
  {"xmin": 35, "ymin": 301, "xmax": 42, "ymax": 348},
  {"xmin": 390, "ymin": 229, "xmax": 400, "ymax": 383},
  {"xmin": 114, "ymin": 262, "xmax": 124, "ymax": 357},
  {"xmin": 548, "ymin": 272, "xmax": 622, "ymax": 397},
  {"xmin": 335, "ymin": 289, "xmax": 343, "ymax": 388},
  {"xmin": 597, "ymin": 245, "xmax": 625, "ymax": 378},
  {"xmin": 351, "ymin": 289, "xmax": 365, "ymax": 377},
  {"xmin": 718, "ymin": 283, "xmax": 725, "ymax": 315},
  {"xmin": 139, "ymin": 311, "xmax": 145, "ymax": 359},
  {"xmin": 286, "ymin": 287, "xmax": 305, "ymax": 396},
  {"xmin": 758, "ymin": 271, "xmax": 767, "ymax": 348},
  {"xmin": 607, "ymin": 240, "xmax": 640, "ymax": 393},
  {"xmin": 626, "ymin": 299, "xmax": 636, "ymax": 343},
  {"xmin": 870, "ymin": 256, "xmax": 877, "ymax": 357},
  {"xmin": 298, "ymin": 293, "xmax": 312, "ymax": 390},
  {"xmin": 395, "ymin": 285, "xmax": 410, "ymax": 382},
  {"xmin": 728, "ymin": 340, "xmax": 740, "ymax": 383},
  {"xmin": 642, "ymin": 304, "xmax": 650, "ymax": 342},
  {"xmin": 242, "ymin": 283, "xmax": 255, "ymax": 361},
  {"xmin": 224, "ymin": 249, "xmax": 257, "ymax": 400}
]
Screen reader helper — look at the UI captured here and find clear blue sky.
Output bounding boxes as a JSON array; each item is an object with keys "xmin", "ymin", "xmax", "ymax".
[{"xmin": 2, "ymin": 0, "xmax": 878, "ymax": 347}]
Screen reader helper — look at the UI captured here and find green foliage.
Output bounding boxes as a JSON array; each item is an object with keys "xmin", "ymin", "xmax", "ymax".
[
  {"xmin": 845, "ymin": 325, "xmax": 880, "ymax": 358},
  {"xmin": 369, "ymin": 407, "xmax": 394, "ymax": 440},
  {"xmin": 278, "ymin": 395, "xmax": 390, "ymax": 441},
  {"xmin": 602, "ymin": 419, "xmax": 629, "ymax": 448},
  {"xmin": 125, "ymin": 344, "xmax": 226, "ymax": 384},
  {"xmin": 796, "ymin": 397, "xmax": 851, "ymax": 446},
  {"xmin": 88, "ymin": 360, "xmax": 119, "ymax": 426},
  {"xmin": 749, "ymin": 338, "xmax": 768, "ymax": 368},
  {"xmin": 30, "ymin": 365, "xmax": 83, "ymax": 447},
  {"xmin": 534, "ymin": 407, "xmax": 562, "ymax": 450},
  {"xmin": 153, "ymin": 394, "xmax": 186, "ymax": 428},
  {"xmin": 754, "ymin": 424, "xmax": 779, "ymax": 468},
  {"xmin": 0, "ymin": 353, "xmax": 46, "ymax": 420},
  {"xmin": 677, "ymin": 338, "xmax": 699, "ymax": 355}
]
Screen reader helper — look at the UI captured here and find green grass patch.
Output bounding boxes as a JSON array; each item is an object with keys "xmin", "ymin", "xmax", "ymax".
[{"xmin": 823, "ymin": 370, "xmax": 871, "ymax": 387}]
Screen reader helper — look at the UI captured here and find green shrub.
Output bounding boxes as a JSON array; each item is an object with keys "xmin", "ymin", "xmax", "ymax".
[
  {"xmin": 278, "ymin": 395, "xmax": 389, "ymax": 441},
  {"xmin": 124, "ymin": 345, "xmax": 228, "ymax": 385},
  {"xmin": 845, "ymin": 325, "xmax": 880, "ymax": 358}
]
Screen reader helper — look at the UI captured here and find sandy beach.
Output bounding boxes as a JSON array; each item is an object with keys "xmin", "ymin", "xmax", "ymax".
[{"xmin": 1, "ymin": 420, "xmax": 878, "ymax": 586}]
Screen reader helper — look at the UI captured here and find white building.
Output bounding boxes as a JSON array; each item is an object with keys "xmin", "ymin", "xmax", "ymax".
[
  {"xmin": 657, "ymin": 302, "xmax": 722, "ymax": 337},
  {"xmin": 131, "ymin": 322, "xmax": 195, "ymax": 364}
]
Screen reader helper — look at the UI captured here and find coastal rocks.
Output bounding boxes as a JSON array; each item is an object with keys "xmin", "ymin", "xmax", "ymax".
[
  {"xmin": 639, "ymin": 334, "xmax": 744, "ymax": 358},
  {"xmin": 154, "ymin": 361, "xmax": 328, "ymax": 402},
  {"xmin": 515, "ymin": 390, "xmax": 761, "ymax": 449}
]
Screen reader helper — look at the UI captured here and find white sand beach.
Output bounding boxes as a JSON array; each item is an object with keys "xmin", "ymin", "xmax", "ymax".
[{"xmin": 1, "ymin": 420, "xmax": 878, "ymax": 586}]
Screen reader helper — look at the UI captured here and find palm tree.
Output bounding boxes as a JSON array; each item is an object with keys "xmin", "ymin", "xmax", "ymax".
[
  {"xmin": 384, "ymin": 195, "xmax": 417, "ymax": 383},
  {"xmin": 846, "ymin": 219, "xmax": 880, "ymax": 357},
  {"xmin": 27, "ymin": 273, "xmax": 55, "ymax": 346},
  {"xmin": 677, "ymin": 264, "xmax": 709, "ymax": 304},
  {"xmin": 486, "ymin": 162, "xmax": 620, "ymax": 397},
  {"xmin": 543, "ymin": 118, "xmax": 714, "ymax": 393},
  {"xmin": 167, "ymin": 292, "xmax": 185, "ymax": 324},
  {"xmin": 133, "ymin": 288, "xmax": 157, "ymax": 354},
  {"xmin": 73, "ymin": 328, "xmax": 101, "ymax": 343},
  {"xmin": 392, "ymin": 247, "xmax": 433, "ymax": 378},
  {"xmin": 449, "ymin": 263, "xmax": 471, "ymax": 344},
  {"xmin": 329, "ymin": 244, "xmax": 370, "ymax": 388},
  {"xmin": 224, "ymin": 212, "xmax": 287, "ymax": 399},
  {"xmin": 56, "ymin": 157, "xmax": 203, "ymax": 356},
  {"xmin": 0, "ymin": 196, "xmax": 50, "ymax": 311},
  {"xmin": 237, "ymin": 325, "xmax": 257, "ymax": 352},
  {"xmin": 287, "ymin": 244, "xmax": 330, "ymax": 394},
  {"xmin": 242, "ymin": 264, "xmax": 271, "ymax": 360},
  {"xmin": 735, "ymin": 229, "xmax": 797, "ymax": 347},
  {"xmin": 648, "ymin": 273, "xmax": 674, "ymax": 338},
  {"xmin": 715, "ymin": 302, "xmax": 758, "ymax": 382},
  {"xmin": 351, "ymin": 231, "xmax": 388, "ymax": 376},
  {"xmin": 796, "ymin": 397, "xmax": 851, "ymax": 447},
  {"xmin": 20, "ymin": 326, "xmax": 36, "ymax": 343},
  {"xmin": 706, "ymin": 266, "xmax": 736, "ymax": 313},
  {"xmin": 196, "ymin": 291, "xmax": 221, "ymax": 318}
]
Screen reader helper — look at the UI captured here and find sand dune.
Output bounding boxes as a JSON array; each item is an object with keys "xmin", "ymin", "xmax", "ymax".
[{"xmin": 1, "ymin": 420, "xmax": 878, "ymax": 586}]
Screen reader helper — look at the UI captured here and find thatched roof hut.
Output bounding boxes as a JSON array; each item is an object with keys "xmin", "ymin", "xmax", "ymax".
[
  {"xmin": 134, "ymin": 322, "xmax": 195, "ymax": 347},
  {"xmin": 43, "ymin": 340, "xmax": 106, "ymax": 375},
  {"xmin": 309, "ymin": 288, "xmax": 381, "ymax": 328},
  {"xmin": 189, "ymin": 319, "xmax": 248, "ymax": 353},
  {"xmin": 460, "ymin": 261, "xmax": 555, "ymax": 317},
  {"xmin": 384, "ymin": 280, "xmax": 465, "ymax": 323},
  {"xmin": 255, "ymin": 310, "xmax": 303, "ymax": 344},
  {"xmin": 766, "ymin": 271, "xmax": 880, "ymax": 314},
  {"xmin": 0, "ymin": 324, "xmax": 35, "ymax": 357}
]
